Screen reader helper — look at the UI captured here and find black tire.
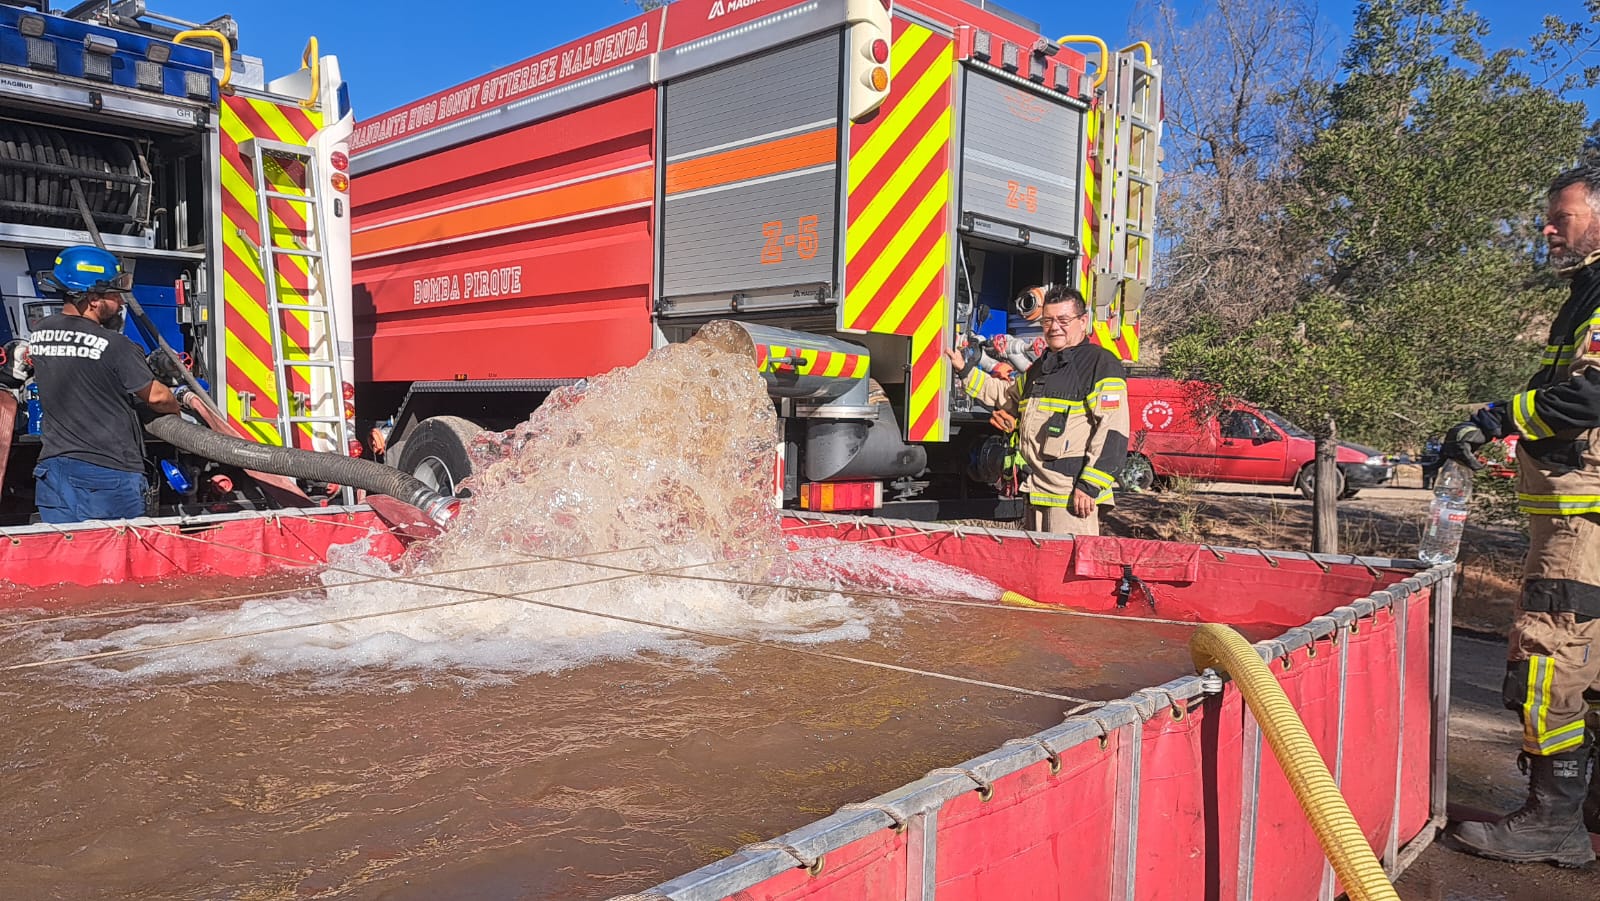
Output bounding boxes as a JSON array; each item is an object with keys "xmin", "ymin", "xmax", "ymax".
[
  {"xmin": 393, "ymin": 416, "xmax": 482, "ymax": 497},
  {"xmin": 1294, "ymin": 464, "xmax": 1345, "ymax": 501},
  {"xmin": 1119, "ymin": 453, "xmax": 1158, "ymax": 493}
]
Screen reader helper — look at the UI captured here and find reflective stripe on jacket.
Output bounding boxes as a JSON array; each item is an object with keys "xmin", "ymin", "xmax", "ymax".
[
  {"xmin": 962, "ymin": 342, "xmax": 1130, "ymax": 508},
  {"xmin": 1514, "ymin": 253, "xmax": 1600, "ymax": 519}
]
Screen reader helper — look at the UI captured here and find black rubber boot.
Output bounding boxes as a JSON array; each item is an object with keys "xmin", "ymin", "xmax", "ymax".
[{"xmin": 1452, "ymin": 748, "xmax": 1595, "ymax": 867}]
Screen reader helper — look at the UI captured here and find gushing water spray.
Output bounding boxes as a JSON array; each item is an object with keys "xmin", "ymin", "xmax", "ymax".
[{"xmin": 416, "ymin": 331, "xmax": 784, "ymax": 577}]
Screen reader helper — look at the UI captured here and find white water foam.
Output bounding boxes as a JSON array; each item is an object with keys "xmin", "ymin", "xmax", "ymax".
[{"xmin": 33, "ymin": 333, "xmax": 1002, "ymax": 685}]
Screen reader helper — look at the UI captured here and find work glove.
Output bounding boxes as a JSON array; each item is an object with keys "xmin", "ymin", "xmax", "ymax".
[
  {"xmin": 173, "ymin": 384, "xmax": 204, "ymax": 410},
  {"xmin": 1468, "ymin": 403, "xmax": 1508, "ymax": 440},
  {"xmin": 989, "ymin": 409, "xmax": 1017, "ymax": 433},
  {"xmin": 1441, "ymin": 421, "xmax": 1487, "ymax": 471}
]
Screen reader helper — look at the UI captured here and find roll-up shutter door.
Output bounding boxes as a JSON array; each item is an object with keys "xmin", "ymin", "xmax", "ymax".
[
  {"xmin": 661, "ymin": 33, "xmax": 841, "ymax": 305},
  {"xmin": 959, "ymin": 70, "xmax": 1082, "ymax": 248}
]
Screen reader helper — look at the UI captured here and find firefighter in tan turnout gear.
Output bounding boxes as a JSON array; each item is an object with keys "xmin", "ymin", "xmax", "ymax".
[
  {"xmin": 1444, "ymin": 165, "xmax": 1600, "ymax": 867},
  {"xmin": 943, "ymin": 286, "xmax": 1130, "ymax": 536}
]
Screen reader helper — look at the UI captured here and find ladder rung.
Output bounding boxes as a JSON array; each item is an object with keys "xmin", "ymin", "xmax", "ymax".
[
  {"xmin": 1127, "ymin": 174, "xmax": 1154, "ymax": 187},
  {"xmin": 267, "ymin": 246, "xmax": 323, "ymax": 258},
  {"xmin": 261, "ymin": 190, "xmax": 320, "ymax": 205},
  {"xmin": 277, "ymin": 360, "xmax": 340, "ymax": 369},
  {"xmin": 284, "ymin": 416, "xmax": 347, "ymax": 425},
  {"xmin": 270, "ymin": 304, "xmax": 334, "ymax": 314},
  {"xmin": 1126, "ymin": 229, "xmax": 1151, "ymax": 240}
]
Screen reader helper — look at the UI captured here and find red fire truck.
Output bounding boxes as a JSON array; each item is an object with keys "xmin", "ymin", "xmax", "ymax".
[
  {"xmin": 350, "ymin": 0, "xmax": 1161, "ymax": 519},
  {"xmin": 0, "ymin": 1, "xmax": 360, "ymax": 522}
]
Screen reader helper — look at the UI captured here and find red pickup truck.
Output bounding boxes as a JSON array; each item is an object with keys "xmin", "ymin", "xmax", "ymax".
[{"xmin": 1119, "ymin": 378, "xmax": 1395, "ymax": 498}]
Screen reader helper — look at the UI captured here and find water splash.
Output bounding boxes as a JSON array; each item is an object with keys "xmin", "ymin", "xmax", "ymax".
[{"xmin": 29, "ymin": 333, "xmax": 998, "ymax": 683}]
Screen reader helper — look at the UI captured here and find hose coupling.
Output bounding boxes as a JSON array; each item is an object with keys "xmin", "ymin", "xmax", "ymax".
[{"xmin": 421, "ymin": 495, "xmax": 462, "ymax": 527}]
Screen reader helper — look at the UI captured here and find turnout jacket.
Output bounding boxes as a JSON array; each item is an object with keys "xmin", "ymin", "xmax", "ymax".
[
  {"xmin": 1506, "ymin": 251, "xmax": 1600, "ymax": 614},
  {"xmin": 961, "ymin": 341, "xmax": 1130, "ymax": 508},
  {"xmin": 1509, "ymin": 252, "xmax": 1600, "ymax": 516}
]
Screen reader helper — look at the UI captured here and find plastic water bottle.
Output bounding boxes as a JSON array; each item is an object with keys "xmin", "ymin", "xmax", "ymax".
[{"xmin": 1418, "ymin": 460, "xmax": 1473, "ymax": 564}]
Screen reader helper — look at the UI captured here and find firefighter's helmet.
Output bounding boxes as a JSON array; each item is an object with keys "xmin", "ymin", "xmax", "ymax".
[{"xmin": 50, "ymin": 245, "xmax": 133, "ymax": 294}]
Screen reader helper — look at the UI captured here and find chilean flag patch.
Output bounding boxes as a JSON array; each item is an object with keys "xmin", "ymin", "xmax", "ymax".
[{"xmin": 1591, "ymin": 329, "xmax": 1600, "ymax": 354}]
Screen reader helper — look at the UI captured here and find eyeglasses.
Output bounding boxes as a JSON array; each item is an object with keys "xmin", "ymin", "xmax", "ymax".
[{"xmin": 1039, "ymin": 315, "xmax": 1087, "ymax": 327}]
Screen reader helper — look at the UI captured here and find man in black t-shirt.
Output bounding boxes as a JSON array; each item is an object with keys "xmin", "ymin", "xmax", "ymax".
[{"xmin": 29, "ymin": 246, "xmax": 185, "ymax": 523}]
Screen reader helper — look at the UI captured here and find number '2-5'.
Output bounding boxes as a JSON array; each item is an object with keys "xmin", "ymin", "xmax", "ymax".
[{"xmin": 1006, "ymin": 181, "xmax": 1039, "ymax": 213}]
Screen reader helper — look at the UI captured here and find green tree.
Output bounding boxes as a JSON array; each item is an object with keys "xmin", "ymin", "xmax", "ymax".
[{"xmin": 1163, "ymin": 0, "xmax": 1589, "ymax": 553}]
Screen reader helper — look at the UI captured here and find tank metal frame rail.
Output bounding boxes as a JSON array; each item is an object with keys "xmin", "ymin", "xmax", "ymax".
[{"xmin": 621, "ymin": 518, "xmax": 1453, "ymax": 901}]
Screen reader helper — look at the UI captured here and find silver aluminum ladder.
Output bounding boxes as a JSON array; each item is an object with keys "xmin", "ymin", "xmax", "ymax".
[
  {"xmin": 236, "ymin": 137, "xmax": 350, "ymax": 461},
  {"xmin": 1093, "ymin": 46, "xmax": 1163, "ymax": 337}
]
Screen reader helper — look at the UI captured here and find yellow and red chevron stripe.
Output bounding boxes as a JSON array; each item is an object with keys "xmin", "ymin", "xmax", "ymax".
[
  {"xmin": 843, "ymin": 21, "xmax": 954, "ymax": 443},
  {"xmin": 754, "ymin": 344, "xmax": 870, "ymax": 380},
  {"xmin": 220, "ymin": 93, "xmax": 326, "ymax": 449},
  {"xmin": 1083, "ymin": 103, "xmax": 1140, "ymax": 362}
]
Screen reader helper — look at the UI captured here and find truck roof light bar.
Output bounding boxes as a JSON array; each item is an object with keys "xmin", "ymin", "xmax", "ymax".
[
  {"xmin": 19, "ymin": 14, "xmax": 47, "ymax": 37},
  {"xmin": 25, "ymin": 36, "xmax": 56, "ymax": 69},
  {"xmin": 134, "ymin": 58, "xmax": 161, "ymax": 90},
  {"xmin": 1000, "ymin": 40, "xmax": 1020, "ymax": 72},
  {"xmin": 84, "ymin": 47, "xmax": 113, "ymax": 79},
  {"xmin": 971, "ymin": 30, "xmax": 991, "ymax": 61}
]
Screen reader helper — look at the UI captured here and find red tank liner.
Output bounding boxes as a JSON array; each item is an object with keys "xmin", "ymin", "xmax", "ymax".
[
  {"xmin": 0, "ymin": 508, "xmax": 1448, "ymax": 895},
  {"xmin": 0, "ymin": 507, "xmax": 409, "ymax": 598},
  {"xmin": 629, "ymin": 514, "xmax": 1449, "ymax": 900}
]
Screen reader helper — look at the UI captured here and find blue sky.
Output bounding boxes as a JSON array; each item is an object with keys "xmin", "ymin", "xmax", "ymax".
[{"xmin": 141, "ymin": 0, "xmax": 1589, "ymax": 119}]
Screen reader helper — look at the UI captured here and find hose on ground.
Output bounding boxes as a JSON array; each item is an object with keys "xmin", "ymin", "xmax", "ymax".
[
  {"xmin": 1189, "ymin": 623, "xmax": 1399, "ymax": 901},
  {"xmin": 144, "ymin": 413, "xmax": 459, "ymax": 526}
]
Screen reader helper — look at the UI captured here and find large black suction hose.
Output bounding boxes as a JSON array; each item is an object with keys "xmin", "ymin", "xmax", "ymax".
[{"xmin": 144, "ymin": 414, "xmax": 460, "ymax": 526}]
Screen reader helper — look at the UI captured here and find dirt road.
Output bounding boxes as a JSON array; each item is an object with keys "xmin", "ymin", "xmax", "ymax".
[{"xmin": 1394, "ymin": 634, "xmax": 1600, "ymax": 899}]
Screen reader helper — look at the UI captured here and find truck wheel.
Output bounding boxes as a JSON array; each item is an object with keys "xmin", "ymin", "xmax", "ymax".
[
  {"xmin": 1294, "ymin": 464, "xmax": 1345, "ymax": 501},
  {"xmin": 1119, "ymin": 454, "xmax": 1158, "ymax": 493},
  {"xmin": 394, "ymin": 416, "xmax": 482, "ymax": 497}
]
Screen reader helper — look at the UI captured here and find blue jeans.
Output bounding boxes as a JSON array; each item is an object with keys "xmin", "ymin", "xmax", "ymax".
[{"xmin": 33, "ymin": 456, "xmax": 148, "ymax": 523}]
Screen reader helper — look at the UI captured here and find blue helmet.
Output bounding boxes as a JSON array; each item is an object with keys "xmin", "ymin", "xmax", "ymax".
[{"xmin": 51, "ymin": 245, "xmax": 131, "ymax": 294}]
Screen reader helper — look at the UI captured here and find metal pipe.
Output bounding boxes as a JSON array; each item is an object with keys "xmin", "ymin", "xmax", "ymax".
[
  {"xmin": 172, "ymin": 28, "xmax": 233, "ymax": 90},
  {"xmin": 1057, "ymin": 34, "xmax": 1109, "ymax": 91}
]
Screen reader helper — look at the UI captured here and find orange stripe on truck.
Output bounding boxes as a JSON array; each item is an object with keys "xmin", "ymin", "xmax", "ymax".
[
  {"xmin": 664, "ymin": 127, "xmax": 837, "ymax": 196},
  {"xmin": 352, "ymin": 169, "xmax": 654, "ymax": 258}
]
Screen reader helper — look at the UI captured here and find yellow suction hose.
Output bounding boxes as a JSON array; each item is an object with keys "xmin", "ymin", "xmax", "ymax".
[{"xmin": 1190, "ymin": 623, "xmax": 1400, "ymax": 901}]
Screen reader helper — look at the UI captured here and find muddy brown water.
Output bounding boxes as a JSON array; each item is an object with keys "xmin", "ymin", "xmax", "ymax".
[
  {"xmin": 1, "ymin": 340, "xmax": 1280, "ymax": 899},
  {"xmin": 0, "ymin": 575, "xmax": 1237, "ymax": 900}
]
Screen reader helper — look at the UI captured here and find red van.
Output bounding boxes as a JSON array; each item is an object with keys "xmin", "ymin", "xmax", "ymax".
[{"xmin": 1120, "ymin": 378, "xmax": 1395, "ymax": 498}]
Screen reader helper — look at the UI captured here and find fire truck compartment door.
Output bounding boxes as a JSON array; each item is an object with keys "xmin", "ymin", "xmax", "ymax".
[
  {"xmin": 958, "ymin": 70, "xmax": 1082, "ymax": 250},
  {"xmin": 660, "ymin": 32, "xmax": 841, "ymax": 307}
]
